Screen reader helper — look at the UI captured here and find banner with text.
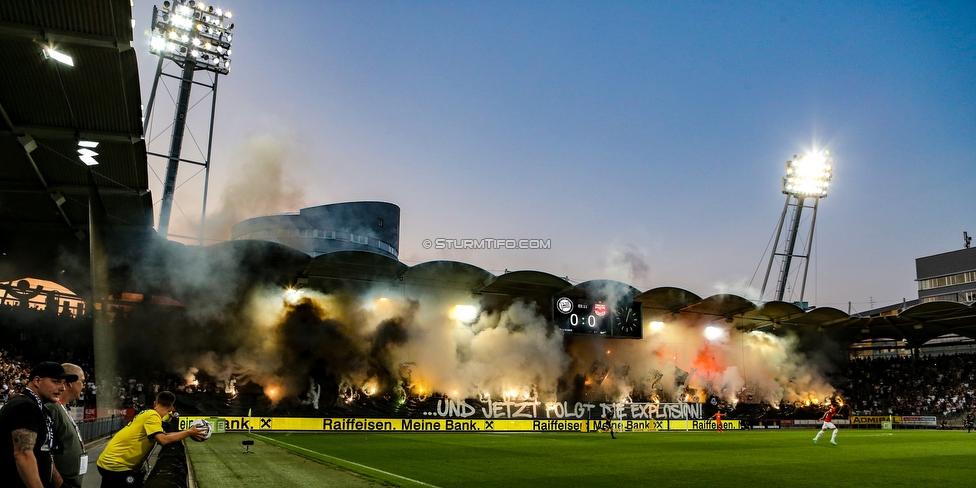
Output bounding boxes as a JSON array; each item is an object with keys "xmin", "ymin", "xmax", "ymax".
[
  {"xmin": 900, "ymin": 416, "xmax": 937, "ymax": 426},
  {"xmin": 851, "ymin": 416, "xmax": 902, "ymax": 425},
  {"xmin": 178, "ymin": 415, "xmax": 739, "ymax": 433},
  {"xmin": 588, "ymin": 419, "xmax": 741, "ymax": 432},
  {"xmin": 428, "ymin": 400, "xmax": 704, "ymax": 420},
  {"xmin": 83, "ymin": 407, "xmax": 135, "ymax": 421}
]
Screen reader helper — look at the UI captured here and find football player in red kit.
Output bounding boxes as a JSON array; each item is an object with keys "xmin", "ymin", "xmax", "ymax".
[
  {"xmin": 710, "ymin": 411, "xmax": 724, "ymax": 433},
  {"xmin": 813, "ymin": 406, "xmax": 840, "ymax": 445}
]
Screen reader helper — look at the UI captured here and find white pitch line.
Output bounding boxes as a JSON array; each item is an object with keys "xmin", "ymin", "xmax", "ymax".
[{"xmin": 251, "ymin": 434, "xmax": 440, "ymax": 488}]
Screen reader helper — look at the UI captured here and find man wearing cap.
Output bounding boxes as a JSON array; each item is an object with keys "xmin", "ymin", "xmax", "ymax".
[
  {"xmin": 0, "ymin": 361, "xmax": 76, "ymax": 488},
  {"xmin": 45, "ymin": 364, "xmax": 87, "ymax": 488}
]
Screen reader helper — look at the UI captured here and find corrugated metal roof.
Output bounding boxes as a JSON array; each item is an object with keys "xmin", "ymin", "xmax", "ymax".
[
  {"xmin": 0, "ymin": 0, "xmax": 151, "ymax": 237},
  {"xmin": 0, "ymin": 1, "xmax": 133, "ymax": 42}
]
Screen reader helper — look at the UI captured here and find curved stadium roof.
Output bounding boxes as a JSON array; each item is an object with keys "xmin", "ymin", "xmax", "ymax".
[{"xmin": 299, "ymin": 250, "xmax": 976, "ymax": 347}]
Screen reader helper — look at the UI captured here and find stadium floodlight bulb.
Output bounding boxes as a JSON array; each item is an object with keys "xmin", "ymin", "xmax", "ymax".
[
  {"xmin": 703, "ymin": 326, "xmax": 725, "ymax": 341},
  {"xmin": 150, "ymin": 35, "xmax": 167, "ymax": 51},
  {"xmin": 451, "ymin": 304, "xmax": 479, "ymax": 323},
  {"xmin": 782, "ymin": 150, "xmax": 832, "ymax": 198},
  {"xmin": 171, "ymin": 14, "xmax": 192, "ymax": 29},
  {"xmin": 283, "ymin": 288, "xmax": 303, "ymax": 305},
  {"xmin": 43, "ymin": 47, "xmax": 74, "ymax": 67}
]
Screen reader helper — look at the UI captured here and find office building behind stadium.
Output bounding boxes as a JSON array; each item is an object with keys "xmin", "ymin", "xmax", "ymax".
[
  {"xmin": 917, "ymin": 246, "xmax": 976, "ymax": 305},
  {"xmin": 854, "ymin": 244, "xmax": 976, "ymax": 358}
]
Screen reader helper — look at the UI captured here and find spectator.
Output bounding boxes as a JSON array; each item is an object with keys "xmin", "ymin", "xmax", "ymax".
[
  {"xmin": 46, "ymin": 363, "xmax": 87, "ymax": 488},
  {"xmin": 844, "ymin": 353, "xmax": 976, "ymax": 419},
  {"xmin": 96, "ymin": 391, "xmax": 206, "ymax": 488},
  {"xmin": 0, "ymin": 362, "xmax": 77, "ymax": 488}
]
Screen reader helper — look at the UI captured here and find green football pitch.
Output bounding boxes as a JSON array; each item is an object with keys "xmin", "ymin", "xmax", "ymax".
[{"xmin": 186, "ymin": 429, "xmax": 976, "ymax": 487}]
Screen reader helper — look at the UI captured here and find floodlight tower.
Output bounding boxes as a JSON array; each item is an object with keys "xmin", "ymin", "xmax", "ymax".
[
  {"xmin": 144, "ymin": 0, "xmax": 234, "ymax": 241},
  {"xmin": 760, "ymin": 151, "xmax": 833, "ymax": 305}
]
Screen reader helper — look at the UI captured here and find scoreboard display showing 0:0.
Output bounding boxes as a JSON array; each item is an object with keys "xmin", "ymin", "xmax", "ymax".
[
  {"xmin": 553, "ymin": 297, "xmax": 642, "ymax": 338},
  {"xmin": 554, "ymin": 296, "xmax": 610, "ymax": 335},
  {"xmin": 570, "ymin": 312, "xmax": 598, "ymax": 329}
]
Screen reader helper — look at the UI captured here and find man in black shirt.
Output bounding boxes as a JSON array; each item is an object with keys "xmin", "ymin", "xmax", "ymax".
[
  {"xmin": 603, "ymin": 412, "xmax": 616, "ymax": 439},
  {"xmin": 0, "ymin": 362, "xmax": 77, "ymax": 488},
  {"xmin": 965, "ymin": 412, "xmax": 974, "ymax": 434}
]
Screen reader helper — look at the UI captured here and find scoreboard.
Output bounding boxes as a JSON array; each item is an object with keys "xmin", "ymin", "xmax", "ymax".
[{"xmin": 553, "ymin": 296, "xmax": 642, "ymax": 339}]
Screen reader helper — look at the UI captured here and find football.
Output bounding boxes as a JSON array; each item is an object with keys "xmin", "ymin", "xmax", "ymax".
[{"xmin": 189, "ymin": 419, "xmax": 213, "ymax": 442}]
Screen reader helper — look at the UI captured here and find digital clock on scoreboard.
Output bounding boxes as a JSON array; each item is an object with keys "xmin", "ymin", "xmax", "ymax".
[{"xmin": 553, "ymin": 297, "xmax": 642, "ymax": 338}]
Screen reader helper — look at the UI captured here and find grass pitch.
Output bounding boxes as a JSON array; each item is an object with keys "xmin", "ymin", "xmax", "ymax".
[
  {"xmin": 186, "ymin": 433, "xmax": 384, "ymax": 487},
  {"xmin": 187, "ymin": 429, "xmax": 976, "ymax": 487}
]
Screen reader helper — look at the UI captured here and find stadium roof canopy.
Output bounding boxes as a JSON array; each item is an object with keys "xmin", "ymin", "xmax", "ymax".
[
  {"xmin": 300, "ymin": 250, "xmax": 976, "ymax": 348},
  {"xmin": 636, "ymin": 286, "xmax": 976, "ymax": 346},
  {"xmin": 0, "ymin": 0, "xmax": 153, "ymax": 294},
  {"xmin": 400, "ymin": 261, "xmax": 494, "ymax": 292}
]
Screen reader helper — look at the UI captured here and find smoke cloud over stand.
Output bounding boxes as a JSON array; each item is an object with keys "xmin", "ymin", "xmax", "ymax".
[
  {"xmin": 203, "ymin": 134, "xmax": 310, "ymax": 241},
  {"xmin": 112, "ymin": 248, "xmax": 839, "ymax": 413}
]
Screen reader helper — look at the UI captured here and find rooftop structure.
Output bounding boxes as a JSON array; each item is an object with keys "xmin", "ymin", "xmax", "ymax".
[{"xmin": 232, "ymin": 202, "xmax": 400, "ymax": 259}]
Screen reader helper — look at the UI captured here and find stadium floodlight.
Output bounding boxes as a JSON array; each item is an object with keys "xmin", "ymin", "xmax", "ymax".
[
  {"xmin": 283, "ymin": 288, "xmax": 303, "ymax": 305},
  {"xmin": 782, "ymin": 151, "xmax": 832, "ymax": 198},
  {"xmin": 149, "ymin": 0, "xmax": 234, "ymax": 75},
  {"xmin": 761, "ymin": 148, "xmax": 834, "ymax": 304},
  {"xmin": 42, "ymin": 47, "xmax": 74, "ymax": 67},
  {"xmin": 147, "ymin": 0, "xmax": 237, "ymax": 240},
  {"xmin": 451, "ymin": 305, "xmax": 479, "ymax": 323},
  {"xmin": 703, "ymin": 326, "xmax": 725, "ymax": 341}
]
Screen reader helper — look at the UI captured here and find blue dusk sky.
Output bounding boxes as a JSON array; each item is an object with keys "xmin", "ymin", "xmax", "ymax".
[{"xmin": 132, "ymin": 1, "xmax": 976, "ymax": 312}]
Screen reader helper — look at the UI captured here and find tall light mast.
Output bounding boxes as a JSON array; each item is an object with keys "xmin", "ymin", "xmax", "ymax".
[
  {"xmin": 760, "ymin": 151, "xmax": 833, "ymax": 306},
  {"xmin": 144, "ymin": 0, "xmax": 234, "ymax": 242}
]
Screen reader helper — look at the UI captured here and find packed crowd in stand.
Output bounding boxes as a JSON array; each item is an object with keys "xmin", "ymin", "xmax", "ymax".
[
  {"xmin": 845, "ymin": 353, "xmax": 976, "ymax": 418},
  {"xmin": 1, "ymin": 346, "xmax": 194, "ymax": 411},
  {"xmin": 0, "ymin": 349, "xmax": 28, "ymax": 404},
  {"xmin": 2, "ymin": 299, "xmax": 976, "ymax": 420},
  {"xmin": 1, "ymin": 348, "xmax": 95, "ymax": 408},
  {"xmin": 1, "ymin": 300, "xmax": 95, "ymax": 409}
]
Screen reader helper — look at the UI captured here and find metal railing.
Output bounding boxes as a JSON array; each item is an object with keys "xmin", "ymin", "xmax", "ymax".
[{"xmin": 78, "ymin": 416, "xmax": 126, "ymax": 442}]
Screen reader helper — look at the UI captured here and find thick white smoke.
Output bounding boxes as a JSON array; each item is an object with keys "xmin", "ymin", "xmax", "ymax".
[
  {"xmin": 171, "ymin": 282, "xmax": 836, "ymax": 409},
  {"xmin": 204, "ymin": 134, "xmax": 310, "ymax": 241}
]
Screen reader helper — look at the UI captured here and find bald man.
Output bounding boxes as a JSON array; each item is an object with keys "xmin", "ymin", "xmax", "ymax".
[{"xmin": 45, "ymin": 364, "xmax": 87, "ymax": 488}]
